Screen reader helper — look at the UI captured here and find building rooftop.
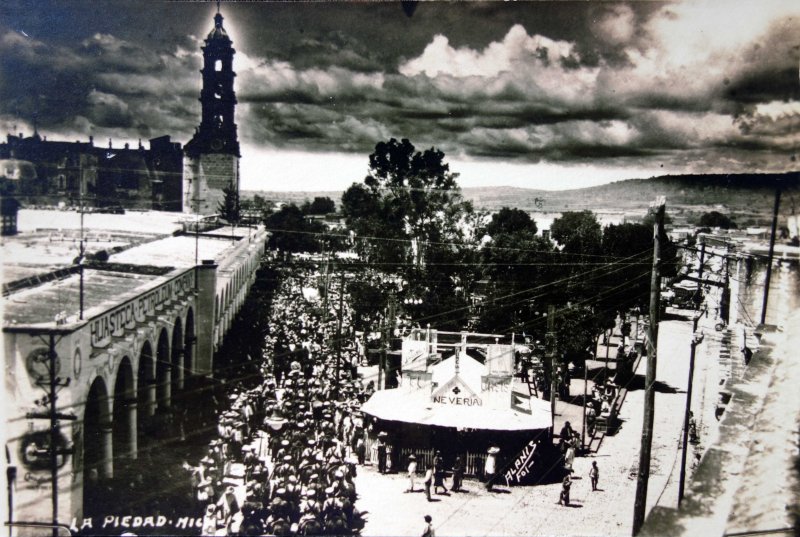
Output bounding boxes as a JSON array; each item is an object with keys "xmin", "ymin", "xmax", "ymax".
[
  {"xmin": 110, "ymin": 234, "xmax": 236, "ymax": 268},
  {"xmin": 3, "ymin": 209, "xmax": 266, "ymax": 327},
  {"xmin": 3, "ymin": 268, "xmax": 167, "ymax": 327}
]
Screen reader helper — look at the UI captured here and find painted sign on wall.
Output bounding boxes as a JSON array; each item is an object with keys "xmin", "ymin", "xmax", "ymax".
[{"xmin": 89, "ymin": 271, "xmax": 194, "ymax": 348}]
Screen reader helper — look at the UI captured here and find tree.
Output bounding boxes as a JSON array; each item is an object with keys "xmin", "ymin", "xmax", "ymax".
[
  {"xmin": 217, "ymin": 184, "xmax": 241, "ymax": 224},
  {"xmin": 477, "ymin": 207, "xmax": 555, "ymax": 333},
  {"xmin": 698, "ymin": 211, "xmax": 737, "ymax": 229},
  {"xmin": 302, "ymin": 196, "xmax": 336, "ymax": 215},
  {"xmin": 265, "ymin": 204, "xmax": 325, "ymax": 253},
  {"xmin": 341, "ymin": 138, "xmax": 473, "ymax": 268},
  {"xmin": 341, "ymin": 139, "xmax": 478, "ymax": 329},
  {"xmin": 485, "ymin": 207, "xmax": 538, "ymax": 236},
  {"xmin": 550, "ymin": 210, "xmax": 602, "ymax": 256},
  {"xmin": 599, "ymin": 222, "xmax": 654, "ymax": 312}
]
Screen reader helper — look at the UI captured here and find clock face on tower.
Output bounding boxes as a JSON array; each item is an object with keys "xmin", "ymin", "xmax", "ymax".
[{"xmin": 211, "ymin": 138, "xmax": 223, "ymax": 151}]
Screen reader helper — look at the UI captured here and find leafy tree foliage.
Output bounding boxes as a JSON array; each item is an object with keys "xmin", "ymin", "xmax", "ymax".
[
  {"xmin": 599, "ymin": 222, "xmax": 654, "ymax": 312},
  {"xmin": 476, "ymin": 208, "xmax": 554, "ymax": 333},
  {"xmin": 341, "ymin": 139, "xmax": 478, "ymax": 330},
  {"xmin": 265, "ymin": 204, "xmax": 325, "ymax": 253},
  {"xmin": 698, "ymin": 210, "xmax": 738, "ymax": 229},
  {"xmin": 485, "ymin": 207, "xmax": 538, "ymax": 236},
  {"xmin": 302, "ymin": 196, "xmax": 336, "ymax": 215},
  {"xmin": 217, "ymin": 184, "xmax": 240, "ymax": 224},
  {"xmin": 550, "ymin": 210, "xmax": 602, "ymax": 256},
  {"xmin": 341, "ymin": 138, "xmax": 473, "ymax": 268}
]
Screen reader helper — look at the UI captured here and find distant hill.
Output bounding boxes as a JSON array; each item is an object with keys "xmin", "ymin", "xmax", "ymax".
[{"xmin": 244, "ymin": 172, "xmax": 799, "ymax": 227}]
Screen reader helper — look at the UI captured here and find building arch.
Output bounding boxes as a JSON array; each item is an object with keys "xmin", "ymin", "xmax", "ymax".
[
  {"xmin": 112, "ymin": 357, "xmax": 136, "ymax": 469},
  {"xmin": 83, "ymin": 375, "xmax": 112, "ymax": 513},
  {"xmin": 137, "ymin": 340, "xmax": 155, "ymax": 429},
  {"xmin": 184, "ymin": 307, "xmax": 195, "ymax": 379},
  {"xmin": 171, "ymin": 316, "xmax": 184, "ymax": 393},
  {"xmin": 155, "ymin": 328, "xmax": 171, "ymax": 411}
]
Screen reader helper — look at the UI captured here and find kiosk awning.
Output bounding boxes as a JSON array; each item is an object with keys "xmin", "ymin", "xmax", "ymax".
[{"xmin": 361, "ymin": 389, "xmax": 552, "ymax": 431}]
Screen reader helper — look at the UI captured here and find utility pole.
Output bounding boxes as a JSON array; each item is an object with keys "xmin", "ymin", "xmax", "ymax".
[
  {"xmin": 695, "ymin": 239, "xmax": 706, "ymax": 309},
  {"xmin": 25, "ymin": 332, "xmax": 75, "ymax": 537},
  {"xmin": 546, "ymin": 305, "xmax": 557, "ymax": 431},
  {"xmin": 335, "ymin": 267, "xmax": 344, "ymax": 397},
  {"xmin": 760, "ymin": 185, "xmax": 781, "ymax": 325},
  {"xmin": 678, "ymin": 310, "xmax": 704, "ymax": 506},
  {"xmin": 632, "ymin": 197, "xmax": 665, "ymax": 535},
  {"xmin": 581, "ymin": 351, "xmax": 588, "ymax": 449},
  {"xmin": 48, "ymin": 333, "xmax": 59, "ymax": 537},
  {"xmin": 378, "ymin": 303, "xmax": 386, "ymax": 391},
  {"xmin": 79, "ymin": 161, "xmax": 85, "ymax": 320}
]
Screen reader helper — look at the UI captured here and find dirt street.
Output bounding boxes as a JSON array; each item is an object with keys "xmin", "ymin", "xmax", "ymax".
[{"xmin": 355, "ymin": 320, "xmax": 700, "ymax": 536}]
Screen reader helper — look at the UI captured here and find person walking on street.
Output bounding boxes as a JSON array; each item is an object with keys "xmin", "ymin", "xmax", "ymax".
[
  {"xmin": 589, "ymin": 461, "xmax": 599, "ymax": 491},
  {"xmin": 406, "ymin": 455, "xmax": 418, "ymax": 493},
  {"xmin": 559, "ymin": 474, "xmax": 572, "ymax": 506},
  {"xmin": 421, "ymin": 515, "xmax": 435, "ymax": 537},
  {"xmin": 564, "ymin": 435, "xmax": 577, "ymax": 472},
  {"xmin": 424, "ymin": 467, "xmax": 433, "ymax": 501}
]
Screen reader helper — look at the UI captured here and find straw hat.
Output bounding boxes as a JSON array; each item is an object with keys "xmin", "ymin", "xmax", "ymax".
[{"xmin": 487, "ymin": 446, "xmax": 500, "ymax": 454}]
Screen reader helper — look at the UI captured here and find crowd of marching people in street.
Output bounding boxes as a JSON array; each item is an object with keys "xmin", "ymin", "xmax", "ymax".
[{"xmin": 184, "ymin": 262, "xmax": 371, "ymax": 536}]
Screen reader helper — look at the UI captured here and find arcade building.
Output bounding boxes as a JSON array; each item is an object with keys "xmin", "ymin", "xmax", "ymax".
[
  {"xmin": 3, "ymin": 214, "xmax": 266, "ymax": 530},
  {"xmin": 2, "ymin": 8, "xmax": 260, "ymax": 531}
]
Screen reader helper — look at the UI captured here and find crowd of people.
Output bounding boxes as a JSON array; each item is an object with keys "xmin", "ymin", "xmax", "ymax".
[{"xmin": 184, "ymin": 263, "xmax": 371, "ymax": 536}]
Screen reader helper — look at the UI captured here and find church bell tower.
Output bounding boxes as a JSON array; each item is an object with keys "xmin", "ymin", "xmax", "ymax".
[{"xmin": 183, "ymin": 7, "xmax": 241, "ymax": 215}]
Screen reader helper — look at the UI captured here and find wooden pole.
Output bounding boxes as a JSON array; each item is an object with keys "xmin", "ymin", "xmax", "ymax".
[
  {"xmin": 760, "ymin": 186, "xmax": 781, "ymax": 325},
  {"xmin": 335, "ymin": 267, "xmax": 344, "ymax": 397},
  {"xmin": 546, "ymin": 305, "xmax": 557, "ymax": 431},
  {"xmin": 678, "ymin": 312, "xmax": 703, "ymax": 506},
  {"xmin": 632, "ymin": 197, "xmax": 665, "ymax": 535},
  {"xmin": 48, "ymin": 332, "xmax": 59, "ymax": 537},
  {"xmin": 581, "ymin": 352, "xmax": 588, "ymax": 449}
]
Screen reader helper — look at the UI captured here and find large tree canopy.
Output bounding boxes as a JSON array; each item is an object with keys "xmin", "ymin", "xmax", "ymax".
[
  {"xmin": 265, "ymin": 204, "xmax": 325, "ymax": 253},
  {"xmin": 550, "ymin": 210, "xmax": 602, "ymax": 257},
  {"xmin": 476, "ymin": 207, "xmax": 555, "ymax": 333},
  {"xmin": 698, "ymin": 210, "xmax": 738, "ymax": 229},
  {"xmin": 302, "ymin": 196, "xmax": 336, "ymax": 215},
  {"xmin": 341, "ymin": 138, "xmax": 477, "ymax": 330},
  {"xmin": 342, "ymin": 138, "xmax": 473, "ymax": 267}
]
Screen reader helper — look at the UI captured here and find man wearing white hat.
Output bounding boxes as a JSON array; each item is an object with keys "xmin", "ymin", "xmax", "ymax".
[
  {"xmin": 405, "ymin": 454, "xmax": 418, "ymax": 493},
  {"xmin": 485, "ymin": 446, "xmax": 500, "ymax": 491}
]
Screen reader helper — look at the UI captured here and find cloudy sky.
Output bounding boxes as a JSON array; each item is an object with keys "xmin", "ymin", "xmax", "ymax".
[{"xmin": 1, "ymin": 0, "xmax": 798, "ymax": 191}]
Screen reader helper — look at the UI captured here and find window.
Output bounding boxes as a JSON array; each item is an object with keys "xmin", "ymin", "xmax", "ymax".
[{"xmin": 214, "ymin": 59, "xmax": 222, "ymax": 72}]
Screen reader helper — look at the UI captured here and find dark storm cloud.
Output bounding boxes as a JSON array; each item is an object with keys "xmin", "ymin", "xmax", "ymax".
[{"xmin": 0, "ymin": 0, "xmax": 797, "ymax": 174}]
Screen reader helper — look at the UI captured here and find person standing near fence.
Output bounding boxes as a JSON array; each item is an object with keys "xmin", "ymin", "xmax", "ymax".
[
  {"xmin": 485, "ymin": 446, "xmax": 499, "ymax": 491},
  {"xmin": 451, "ymin": 456, "xmax": 464, "ymax": 492},
  {"xmin": 376, "ymin": 433, "xmax": 388, "ymax": 474},
  {"xmin": 406, "ymin": 455, "xmax": 418, "ymax": 493}
]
